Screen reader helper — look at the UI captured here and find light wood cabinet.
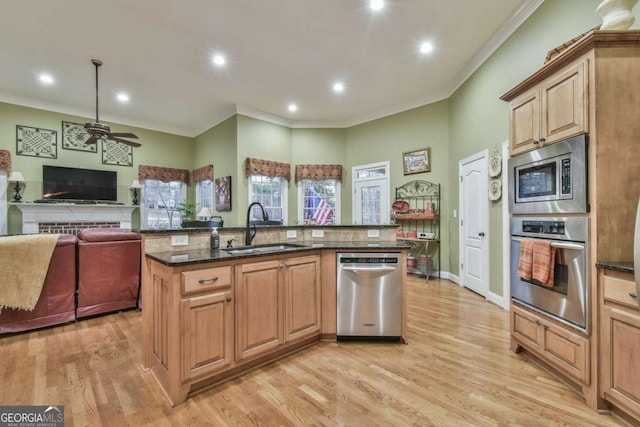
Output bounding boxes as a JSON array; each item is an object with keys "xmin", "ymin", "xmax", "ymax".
[
  {"xmin": 181, "ymin": 289, "xmax": 234, "ymax": 381},
  {"xmin": 599, "ymin": 270, "xmax": 640, "ymax": 422},
  {"xmin": 506, "ymin": 57, "xmax": 588, "ymax": 156},
  {"xmin": 511, "ymin": 303, "xmax": 590, "ymax": 384},
  {"xmin": 235, "ymin": 254, "xmax": 321, "ymax": 362}
]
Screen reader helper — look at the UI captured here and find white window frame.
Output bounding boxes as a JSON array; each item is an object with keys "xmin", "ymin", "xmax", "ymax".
[
  {"xmin": 140, "ymin": 179, "xmax": 187, "ymax": 229},
  {"xmin": 297, "ymin": 179, "xmax": 341, "ymax": 225},
  {"xmin": 0, "ymin": 170, "xmax": 7, "ymax": 235},
  {"xmin": 195, "ymin": 179, "xmax": 213, "ymax": 213},
  {"xmin": 248, "ymin": 174, "xmax": 288, "ymax": 225}
]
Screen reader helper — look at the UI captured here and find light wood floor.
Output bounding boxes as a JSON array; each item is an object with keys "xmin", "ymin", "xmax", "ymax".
[{"xmin": 0, "ymin": 278, "xmax": 629, "ymax": 426}]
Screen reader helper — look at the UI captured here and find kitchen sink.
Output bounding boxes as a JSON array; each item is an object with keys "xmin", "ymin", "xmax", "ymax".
[{"xmin": 224, "ymin": 243, "xmax": 308, "ymax": 256}]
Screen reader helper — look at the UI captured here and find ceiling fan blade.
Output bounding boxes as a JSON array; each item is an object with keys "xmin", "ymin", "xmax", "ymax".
[
  {"xmin": 108, "ymin": 132, "xmax": 138, "ymax": 139},
  {"xmin": 85, "ymin": 136, "xmax": 99, "ymax": 145},
  {"xmin": 109, "ymin": 136, "xmax": 142, "ymax": 148}
]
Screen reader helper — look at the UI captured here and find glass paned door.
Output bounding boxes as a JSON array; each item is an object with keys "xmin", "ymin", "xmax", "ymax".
[{"xmin": 352, "ymin": 161, "xmax": 390, "ymax": 225}]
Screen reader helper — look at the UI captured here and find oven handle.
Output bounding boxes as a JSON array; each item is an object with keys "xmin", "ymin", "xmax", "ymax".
[{"xmin": 511, "ymin": 237, "xmax": 585, "ymax": 251}]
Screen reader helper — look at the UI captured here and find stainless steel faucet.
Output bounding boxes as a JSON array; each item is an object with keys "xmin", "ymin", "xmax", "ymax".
[{"xmin": 245, "ymin": 202, "xmax": 269, "ymax": 245}]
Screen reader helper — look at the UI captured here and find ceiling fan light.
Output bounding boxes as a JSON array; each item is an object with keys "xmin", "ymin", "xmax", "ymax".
[
  {"xmin": 370, "ymin": 0, "xmax": 384, "ymax": 11},
  {"xmin": 117, "ymin": 93, "xmax": 130, "ymax": 103},
  {"xmin": 213, "ymin": 54, "xmax": 226, "ymax": 66}
]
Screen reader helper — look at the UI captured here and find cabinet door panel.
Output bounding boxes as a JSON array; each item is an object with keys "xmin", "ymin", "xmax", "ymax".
[
  {"xmin": 541, "ymin": 60, "xmax": 587, "ymax": 144},
  {"xmin": 182, "ymin": 291, "xmax": 233, "ymax": 380},
  {"xmin": 511, "ymin": 305, "xmax": 542, "ymax": 347},
  {"xmin": 509, "ymin": 88, "xmax": 540, "ymax": 156},
  {"xmin": 285, "ymin": 256, "xmax": 321, "ymax": 342},
  {"xmin": 236, "ymin": 260, "xmax": 282, "ymax": 362}
]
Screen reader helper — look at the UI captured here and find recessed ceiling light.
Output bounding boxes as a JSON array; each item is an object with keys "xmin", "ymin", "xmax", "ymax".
[
  {"xmin": 420, "ymin": 41, "xmax": 434, "ymax": 54},
  {"xmin": 212, "ymin": 54, "xmax": 226, "ymax": 66},
  {"xmin": 117, "ymin": 93, "xmax": 130, "ymax": 103},
  {"xmin": 333, "ymin": 82, "xmax": 345, "ymax": 93},
  {"xmin": 288, "ymin": 103, "xmax": 298, "ymax": 112},
  {"xmin": 370, "ymin": 0, "xmax": 384, "ymax": 11},
  {"xmin": 39, "ymin": 73, "xmax": 54, "ymax": 85}
]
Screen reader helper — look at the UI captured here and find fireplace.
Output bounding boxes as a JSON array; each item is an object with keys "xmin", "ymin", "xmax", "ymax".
[{"xmin": 13, "ymin": 203, "xmax": 136, "ymax": 234}]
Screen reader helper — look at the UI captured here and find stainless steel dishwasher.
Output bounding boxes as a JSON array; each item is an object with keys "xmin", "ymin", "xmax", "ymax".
[{"xmin": 336, "ymin": 252, "xmax": 402, "ymax": 340}]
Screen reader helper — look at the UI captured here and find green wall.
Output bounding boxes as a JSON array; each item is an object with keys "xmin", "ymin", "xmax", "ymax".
[
  {"xmin": 193, "ymin": 115, "xmax": 238, "ymax": 227},
  {"xmin": 0, "ymin": 102, "xmax": 192, "ymax": 233},
  {"xmin": 345, "ymin": 101, "xmax": 450, "ymax": 269},
  {"xmin": 448, "ymin": 0, "xmax": 608, "ymax": 294}
]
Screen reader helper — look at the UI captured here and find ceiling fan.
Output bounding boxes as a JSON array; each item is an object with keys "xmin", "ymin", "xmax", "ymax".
[{"xmin": 83, "ymin": 59, "xmax": 141, "ymax": 148}]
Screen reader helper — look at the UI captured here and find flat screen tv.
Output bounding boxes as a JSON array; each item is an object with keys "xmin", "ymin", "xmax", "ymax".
[{"xmin": 42, "ymin": 165, "xmax": 117, "ymax": 201}]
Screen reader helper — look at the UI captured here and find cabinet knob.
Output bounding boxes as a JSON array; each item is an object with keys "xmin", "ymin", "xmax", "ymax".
[
  {"xmin": 539, "ymin": 137, "xmax": 546, "ymax": 143},
  {"xmin": 533, "ymin": 139, "xmax": 540, "ymax": 144},
  {"xmin": 226, "ymin": 296, "xmax": 233, "ymax": 302},
  {"xmin": 284, "ymin": 263, "xmax": 291, "ymax": 268},
  {"xmin": 630, "ymin": 292, "xmax": 638, "ymax": 298},
  {"xmin": 279, "ymin": 264, "xmax": 284, "ymax": 269}
]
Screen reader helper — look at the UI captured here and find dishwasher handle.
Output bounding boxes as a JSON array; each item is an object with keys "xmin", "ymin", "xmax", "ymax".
[{"xmin": 341, "ymin": 266, "xmax": 397, "ymax": 274}]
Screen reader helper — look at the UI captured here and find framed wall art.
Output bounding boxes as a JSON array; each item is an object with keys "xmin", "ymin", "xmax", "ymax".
[
  {"xmin": 16, "ymin": 125, "xmax": 57, "ymax": 158},
  {"xmin": 403, "ymin": 147, "xmax": 430, "ymax": 175},
  {"xmin": 62, "ymin": 121, "xmax": 96, "ymax": 152},
  {"xmin": 102, "ymin": 140, "xmax": 133, "ymax": 167},
  {"xmin": 215, "ymin": 176, "xmax": 231, "ymax": 211}
]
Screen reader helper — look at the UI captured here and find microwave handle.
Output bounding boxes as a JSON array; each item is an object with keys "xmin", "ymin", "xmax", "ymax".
[
  {"xmin": 634, "ymin": 198, "xmax": 640, "ymax": 306},
  {"xmin": 511, "ymin": 237, "xmax": 584, "ymax": 251}
]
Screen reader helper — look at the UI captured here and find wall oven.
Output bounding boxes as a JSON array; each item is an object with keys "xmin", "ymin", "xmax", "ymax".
[
  {"xmin": 510, "ymin": 216, "xmax": 589, "ymax": 334},
  {"xmin": 508, "ymin": 134, "xmax": 588, "ymax": 214}
]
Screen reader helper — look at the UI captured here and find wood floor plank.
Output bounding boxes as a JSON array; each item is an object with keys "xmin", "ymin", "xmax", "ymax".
[{"xmin": 0, "ymin": 278, "xmax": 630, "ymax": 426}]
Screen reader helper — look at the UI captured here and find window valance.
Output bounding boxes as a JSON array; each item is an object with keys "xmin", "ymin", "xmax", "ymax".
[
  {"xmin": 245, "ymin": 157, "xmax": 290, "ymax": 180},
  {"xmin": 138, "ymin": 165, "xmax": 189, "ymax": 184},
  {"xmin": 193, "ymin": 164, "xmax": 213, "ymax": 183},
  {"xmin": 0, "ymin": 150, "xmax": 11, "ymax": 172},
  {"xmin": 295, "ymin": 164, "xmax": 342, "ymax": 182}
]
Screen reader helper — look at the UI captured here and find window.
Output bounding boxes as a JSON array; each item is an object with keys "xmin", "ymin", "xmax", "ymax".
[
  {"xmin": 196, "ymin": 179, "xmax": 213, "ymax": 212},
  {"xmin": 248, "ymin": 174, "xmax": 287, "ymax": 223},
  {"xmin": 142, "ymin": 179, "xmax": 186, "ymax": 229},
  {"xmin": 298, "ymin": 179, "xmax": 340, "ymax": 225}
]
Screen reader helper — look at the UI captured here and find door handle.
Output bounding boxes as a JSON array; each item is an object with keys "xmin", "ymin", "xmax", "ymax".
[{"xmin": 478, "ymin": 232, "xmax": 485, "ymax": 237}]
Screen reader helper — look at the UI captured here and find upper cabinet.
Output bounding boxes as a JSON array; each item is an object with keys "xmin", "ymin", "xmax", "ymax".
[{"xmin": 507, "ymin": 58, "xmax": 588, "ymax": 156}]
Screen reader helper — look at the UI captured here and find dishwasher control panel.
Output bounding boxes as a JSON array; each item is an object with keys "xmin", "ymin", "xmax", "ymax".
[{"xmin": 339, "ymin": 256, "xmax": 398, "ymax": 264}]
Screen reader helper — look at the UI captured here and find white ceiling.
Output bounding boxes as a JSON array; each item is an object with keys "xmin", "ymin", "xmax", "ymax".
[{"xmin": 0, "ymin": 0, "xmax": 542, "ymax": 137}]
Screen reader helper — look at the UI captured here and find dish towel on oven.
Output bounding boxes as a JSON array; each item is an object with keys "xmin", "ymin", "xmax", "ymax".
[{"xmin": 517, "ymin": 238, "xmax": 556, "ymax": 287}]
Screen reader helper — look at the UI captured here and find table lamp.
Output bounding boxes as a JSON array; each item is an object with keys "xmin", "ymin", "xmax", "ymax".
[
  {"xmin": 130, "ymin": 180, "xmax": 143, "ymax": 205},
  {"xmin": 8, "ymin": 171, "xmax": 25, "ymax": 202}
]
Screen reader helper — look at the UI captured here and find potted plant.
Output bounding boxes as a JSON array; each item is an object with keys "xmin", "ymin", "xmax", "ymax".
[{"xmin": 177, "ymin": 201, "xmax": 197, "ymax": 227}]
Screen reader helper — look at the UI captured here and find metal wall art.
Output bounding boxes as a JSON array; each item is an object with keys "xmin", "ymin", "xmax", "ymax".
[
  {"xmin": 62, "ymin": 121, "xmax": 96, "ymax": 152},
  {"xmin": 16, "ymin": 125, "xmax": 57, "ymax": 158},
  {"xmin": 102, "ymin": 140, "xmax": 133, "ymax": 167}
]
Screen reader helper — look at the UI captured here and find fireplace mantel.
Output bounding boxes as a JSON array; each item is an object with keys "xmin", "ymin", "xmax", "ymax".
[{"xmin": 12, "ymin": 203, "xmax": 136, "ymax": 234}]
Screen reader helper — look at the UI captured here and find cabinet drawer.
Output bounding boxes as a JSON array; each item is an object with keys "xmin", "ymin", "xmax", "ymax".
[
  {"xmin": 511, "ymin": 303, "xmax": 589, "ymax": 384},
  {"xmin": 604, "ymin": 275, "xmax": 639, "ymax": 310},
  {"xmin": 182, "ymin": 266, "xmax": 232, "ymax": 295}
]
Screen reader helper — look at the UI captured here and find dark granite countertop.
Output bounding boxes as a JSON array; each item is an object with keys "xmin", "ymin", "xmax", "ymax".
[
  {"xmin": 137, "ymin": 224, "xmax": 399, "ymax": 234},
  {"xmin": 596, "ymin": 261, "xmax": 634, "ymax": 274},
  {"xmin": 146, "ymin": 240, "xmax": 410, "ymax": 266}
]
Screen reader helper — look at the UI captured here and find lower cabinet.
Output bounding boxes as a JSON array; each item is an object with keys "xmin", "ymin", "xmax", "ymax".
[
  {"xmin": 235, "ymin": 254, "xmax": 321, "ymax": 362},
  {"xmin": 600, "ymin": 271, "xmax": 640, "ymax": 422},
  {"xmin": 511, "ymin": 303, "xmax": 590, "ymax": 384},
  {"xmin": 181, "ymin": 289, "xmax": 234, "ymax": 381}
]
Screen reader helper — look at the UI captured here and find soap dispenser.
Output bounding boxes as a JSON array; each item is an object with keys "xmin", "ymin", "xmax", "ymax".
[{"xmin": 211, "ymin": 228, "xmax": 219, "ymax": 249}]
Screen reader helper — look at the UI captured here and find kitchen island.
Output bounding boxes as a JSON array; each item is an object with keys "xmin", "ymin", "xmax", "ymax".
[{"xmin": 139, "ymin": 227, "xmax": 409, "ymax": 405}]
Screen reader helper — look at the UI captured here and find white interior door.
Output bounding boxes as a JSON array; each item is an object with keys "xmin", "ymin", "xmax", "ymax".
[
  {"xmin": 459, "ymin": 152, "xmax": 489, "ymax": 298},
  {"xmin": 352, "ymin": 162, "xmax": 390, "ymax": 225}
]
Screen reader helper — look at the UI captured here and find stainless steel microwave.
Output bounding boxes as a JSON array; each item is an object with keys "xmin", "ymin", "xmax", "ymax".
[{"xmin": 508, "ymin": 134, "xmax": 588, "ymax": 214}]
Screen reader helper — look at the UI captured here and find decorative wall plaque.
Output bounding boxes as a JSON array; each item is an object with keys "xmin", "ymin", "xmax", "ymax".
[
  {"xmin": 16, "ymin": 125, "xmax": 57, "ymax": 158},
  {"xmin": 62, "ymin": 121, "xmax": 96, "ymax": 152},
  {"xmin": 102, "ymin": 140, "xmax": 133, "ymax": 167}
]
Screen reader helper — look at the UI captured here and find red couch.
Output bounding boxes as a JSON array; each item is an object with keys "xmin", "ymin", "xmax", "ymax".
[
  {"xmin": 76, "ymin": 228, "xmax": 141, "ymax": 318},
  {"xmin": 0, "ymin": 234, "xmax": 77, "ymax": 334}
]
